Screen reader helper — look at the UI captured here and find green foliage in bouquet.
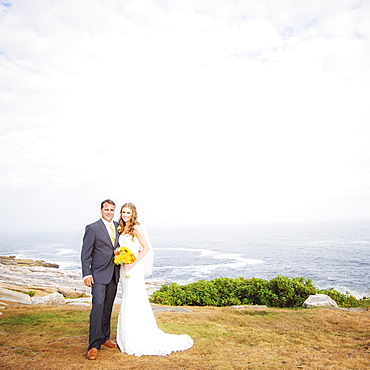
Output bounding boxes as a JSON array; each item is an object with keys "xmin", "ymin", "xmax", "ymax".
[{"xmin": 150, "ymin": 275, "xmax": 370, "ymax": 308}]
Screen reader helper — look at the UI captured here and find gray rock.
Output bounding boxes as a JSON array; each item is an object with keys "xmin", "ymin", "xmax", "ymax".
[
  {"xmin": 65, "ymin": 297, "xmax": 91, "ymax": 304},
  {"xmin": 151, "ymin": 304, "xmax": 192, "ymax": 313},
  {"xmin": 66, "ymin": 302, "xmax": 90, "ymax": 306},
  {"xmin": 0, "ymin": 287, "xmax": 32, "ymax": 304},
  {"xmin": 303, "ymin": 294, "xmax": 338, "ymax": 308},
  {"xmin": 0, "ymin": 256, "xmax": 59, "ymax": 268},
  {"xmin": 57, "ymin": 287, "xmax": 83, "ymax": 298},
  {"xmin": 32, "ymin": 292, "xmax": 65, "ymax": 305},
  {"xmin": 65, "ymin": 297, "xmax": 91, "ymax": 307},
  {"xmin": 232, "ymin": 305, "xmax": 268, "ymax": 309}
]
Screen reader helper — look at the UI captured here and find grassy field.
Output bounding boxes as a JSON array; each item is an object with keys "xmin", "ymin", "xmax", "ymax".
[{"xmin": 0, "ymin": 302, "xmax": 369, "ymax": 370}]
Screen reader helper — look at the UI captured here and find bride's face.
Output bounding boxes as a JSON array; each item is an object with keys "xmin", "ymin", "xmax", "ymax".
[{"xmin": 121, "ymin": 207, "xmax": 132, "ymax": 222}]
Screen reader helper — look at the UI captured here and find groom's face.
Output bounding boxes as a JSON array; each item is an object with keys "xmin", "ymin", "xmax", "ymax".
[{"xmin": 101, "ymin": 202, "xmax": 115, "ymax": 222}]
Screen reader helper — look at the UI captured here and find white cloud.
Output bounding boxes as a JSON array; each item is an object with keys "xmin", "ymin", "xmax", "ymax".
[{"xmin": 1, "ymin": 0, "xmax": 370, "ymax": 231}]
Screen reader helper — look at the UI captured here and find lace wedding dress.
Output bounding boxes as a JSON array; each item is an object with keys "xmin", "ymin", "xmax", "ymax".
[{"xmin": 116, "ymin": 234, "xmax": 193, "ymax": 356}]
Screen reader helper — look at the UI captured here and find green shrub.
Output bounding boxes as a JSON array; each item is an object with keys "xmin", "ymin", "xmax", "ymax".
[
  {"xmin": 235, "ymin": 277, "xmax": 277, "ymax": 306},
  {"xmin": 149, "ymin": 283, "xmax": 188, "ymax": 306},
  {"xmin": 358, "ymin": 296, "xmax": 370, "ymax": 308},
  {"xmin": 209, "ymin": 278, "xmax": 241, "ymax": 306},
  {"xmin": 266, "ymin": 276, "xmax": 318, "ymax": 308},
  {"xmin": 150, "ymin": 276, "xmax": 367, "ymax": 309},
  {"xmin": 318, "ymin": 288, "xmax": 360, "ymax": 308}
]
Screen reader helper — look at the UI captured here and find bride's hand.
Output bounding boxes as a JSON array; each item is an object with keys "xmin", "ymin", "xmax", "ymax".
[{"xmin": 124, "ymin": 263, "xmax": 134, "ymax": 271}]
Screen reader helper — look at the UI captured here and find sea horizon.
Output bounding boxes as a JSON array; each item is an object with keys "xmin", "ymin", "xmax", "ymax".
[{"xmin": 1, "ymin": 219, "xmax": 369, "ymax": 298}]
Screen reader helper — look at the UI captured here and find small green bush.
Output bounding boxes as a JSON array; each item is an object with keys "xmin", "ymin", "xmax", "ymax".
[
  {"xmin": 318, "ymin": 288, "xmax": 361, "ymax": 308},
  {"xmin": 266, "ymin": 276, "xmax": 317, "ymax": 308},
  {"xmin": 150, "ymin": 276, "xmax": 369, "ymax": 309}
]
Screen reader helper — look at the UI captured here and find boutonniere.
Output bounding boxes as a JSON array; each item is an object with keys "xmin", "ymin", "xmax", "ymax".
[{"xmin": 117, "ymin": 225, "xmax": 123, "ymax": 233}]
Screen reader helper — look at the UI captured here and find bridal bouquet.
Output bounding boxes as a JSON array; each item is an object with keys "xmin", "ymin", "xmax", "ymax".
[
  {"xmin": 114, "ymin": 246, "xmax": 136, "ymax": 278},
  {"xmin": 114, "ymin": 246, "xmax": 136, "ymax": 266}
]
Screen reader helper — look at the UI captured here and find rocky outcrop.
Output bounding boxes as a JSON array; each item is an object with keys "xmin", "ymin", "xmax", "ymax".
[
  {"xmin": 0, "ymin": 263, "xmax": 90, "ymax": 298},
  {"xmin": 0, "ymin": 287, "xmax": 32, "ymax": 305},
  {"xmin": 0, "ymin": 257, "xmax": 164, "ymax": 311},
  {"xmin": 303, "ymin": 294, "xmax": 338, "ymax": 308},
  {"xmin": 32, "ymin": 292, "xmax": 65, "ymax": 305},
  {"xmin": 0, "ymin": 256, "xmax": 59, "ymax": 268}
]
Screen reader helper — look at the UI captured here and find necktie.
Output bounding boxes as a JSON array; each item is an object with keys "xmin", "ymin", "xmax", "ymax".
[{"xmin": 109, "ymin": 223, "xmax": 116, "ymax": 245}]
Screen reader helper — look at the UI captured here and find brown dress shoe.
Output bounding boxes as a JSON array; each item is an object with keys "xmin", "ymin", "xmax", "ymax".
[
  {"xmin": 103, "ymin": 339, "xmax": 117, "ymax": 348},
  {"xmin": 86, "ymin": 348, "xmax": 98, "ymax": 360}
]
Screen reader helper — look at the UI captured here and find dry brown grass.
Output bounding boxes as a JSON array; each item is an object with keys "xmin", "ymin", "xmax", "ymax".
[{"xmin": 0, "ymin": 303, "xmax": 369, "ymax": 370}]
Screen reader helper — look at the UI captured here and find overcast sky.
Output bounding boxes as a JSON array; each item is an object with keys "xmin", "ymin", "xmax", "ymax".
[{"xmin": 1, "ymin": 0, "xmax": 370, "ymax": 232}]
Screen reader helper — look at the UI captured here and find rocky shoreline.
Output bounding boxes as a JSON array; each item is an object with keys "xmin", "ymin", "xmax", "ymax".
[
  {"xmin": 0, "ymin": 255, "xmax": 60, "ymax": 268},
  {"xmin": 0, "ymin": 256, "xmax": 166, "ymax": 311},
  {"xmin": 0, "ymin": 256, "xmax": 91, "ymax": 299},
  {"xmin": 1, "ymin": 256, "xmax": 365, "ymax": 317}
]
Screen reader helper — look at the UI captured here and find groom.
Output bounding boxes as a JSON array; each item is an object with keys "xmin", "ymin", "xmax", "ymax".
[{"xmin": 81, "ymin": 199, "xmax": 120, "ymax": 360}]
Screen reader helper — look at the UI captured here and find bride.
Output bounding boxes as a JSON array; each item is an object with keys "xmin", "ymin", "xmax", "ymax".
[{"xmin": 116, "ymin": 202, "xmax": 193, "ymax": 356}]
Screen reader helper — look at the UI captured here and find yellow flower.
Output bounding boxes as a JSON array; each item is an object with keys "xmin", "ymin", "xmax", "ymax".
[{"xmin": 114, "ymin": 246, "xmax": 136, "ymax": 265}]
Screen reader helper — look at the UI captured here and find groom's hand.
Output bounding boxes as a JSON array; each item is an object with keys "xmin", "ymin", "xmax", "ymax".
[{"xmin": 84, "ymin": 276, "xmax": 94, "ymax": 287}]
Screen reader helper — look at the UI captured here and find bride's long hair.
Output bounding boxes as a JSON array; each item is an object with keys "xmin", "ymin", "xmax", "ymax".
[{"xmin": 118, "ymin": 202, "xmax": 140, "ymax": 240}]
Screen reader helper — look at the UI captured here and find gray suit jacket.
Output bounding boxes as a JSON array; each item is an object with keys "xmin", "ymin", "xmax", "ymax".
[{"xmin": 81, "ymin": 219, "xmax": 120, "ymax": 284}]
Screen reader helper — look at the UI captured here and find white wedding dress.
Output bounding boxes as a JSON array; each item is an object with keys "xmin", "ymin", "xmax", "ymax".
[{"xmin": 116, "ymin": 234, "xmax": 193, "ymax": 356}]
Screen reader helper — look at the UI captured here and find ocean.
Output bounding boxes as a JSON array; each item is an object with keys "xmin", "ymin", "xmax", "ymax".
[{"xmin": 0, "ymin": 220, "xmax": 369, "ymax": 298}]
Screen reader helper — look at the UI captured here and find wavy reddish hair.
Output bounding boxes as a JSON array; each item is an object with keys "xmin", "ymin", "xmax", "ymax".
[{"xmin": 118, "ymin": 202, "xmax": 140, "ymax": 240}]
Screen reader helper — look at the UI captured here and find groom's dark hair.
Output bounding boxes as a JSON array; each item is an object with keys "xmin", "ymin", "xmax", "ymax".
[{"xmin": 101, "ymin": 199, "xmax": 116, "ymax": 208}]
